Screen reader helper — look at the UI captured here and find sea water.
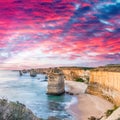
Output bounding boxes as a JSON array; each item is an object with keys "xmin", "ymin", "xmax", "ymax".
[{"xmin": 0, "ymin": 70, "xmax": 75, "ymax": 120}]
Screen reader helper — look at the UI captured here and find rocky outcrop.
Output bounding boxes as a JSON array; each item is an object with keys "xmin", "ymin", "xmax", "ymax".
[
  {"xmin": 86, "ymin": 65, "xmax": 120, "ymax": 105},
  {"xmin": 0, "ymin": 99, "xmax": 41, "ymax": 120},
  {"xmin": 47, "ymin": 68, "xmax": 65, "ymax": 95}
]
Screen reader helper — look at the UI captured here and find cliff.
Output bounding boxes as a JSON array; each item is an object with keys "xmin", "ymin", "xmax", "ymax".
[
  {"xmin": 20, "ymin": 67, "xmax": 91, "ymax": 82},
  {"xmin": 60, "ymin": 67, "xmax": 90, "ymax": 82},
  {"xmin": 86, "ymin": 65, "xmax": 120, "ymax": 105}
]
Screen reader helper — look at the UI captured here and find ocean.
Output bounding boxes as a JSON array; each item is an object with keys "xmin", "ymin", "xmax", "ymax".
[{"xmin": 0, "ymin": 70, "xmax": 76, "ymax": 120}]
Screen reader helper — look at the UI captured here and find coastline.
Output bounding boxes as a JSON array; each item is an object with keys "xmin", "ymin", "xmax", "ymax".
[{"xmin": 65, "ymin": 81, "xmax": 113, "ymax": 120}]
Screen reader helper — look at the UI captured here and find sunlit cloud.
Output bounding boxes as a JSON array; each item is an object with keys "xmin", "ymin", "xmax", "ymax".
[{"xmin": 0, "ymin": 0, "xmax": 120, "ymax": 69}]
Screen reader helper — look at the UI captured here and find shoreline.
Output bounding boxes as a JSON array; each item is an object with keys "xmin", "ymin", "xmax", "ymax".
[
  {"xmin": 65, "ymin": 81, "xmax": 113, "ymax": 120},
  {"xmin": 67, "ymin": 97, "xmax": 81, "ymax": 120}
]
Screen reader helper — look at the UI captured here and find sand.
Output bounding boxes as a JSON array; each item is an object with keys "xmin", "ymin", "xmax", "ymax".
[{"xmin": 65, "ymin": 81, "xmax": 113, "ymax": 120}]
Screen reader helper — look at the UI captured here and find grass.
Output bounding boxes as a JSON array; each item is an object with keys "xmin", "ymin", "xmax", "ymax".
[{"xmin": 106, "ymin": 105, "xmax": 119, "ymax": 117}]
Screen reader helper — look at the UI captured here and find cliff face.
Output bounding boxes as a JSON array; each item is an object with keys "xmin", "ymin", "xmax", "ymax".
[
  {"xmin": 20, "ymin": 67, "xmax": 90, "ymax": 82},
  {"xmin": 60, "ymin": 67, "xmax": 90, "ymax": 81},
  {"xmin": 87, "ymin": 65, "xmax": 120, "ymax": 105}
]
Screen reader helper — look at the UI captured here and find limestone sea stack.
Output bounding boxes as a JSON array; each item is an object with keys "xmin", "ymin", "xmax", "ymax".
[
  {"xmin": 30, "ymin": 69, "xmax": 37, "ymax": 77},
  {"xmin": 19, "ymin": 70, "xmax": 22, "ymax": 76},
  {"xmin": 47, "ymin": 68, "xmax": 65, "ymax": 95},
  {"xmin": 22, "ymin": 69, "xmax": 28, "ymax": 73}
]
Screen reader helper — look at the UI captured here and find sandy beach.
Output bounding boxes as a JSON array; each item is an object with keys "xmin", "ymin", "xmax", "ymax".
[{"xmin": 65, "ymin": 81, "xmax": 113, "ymax": 120}]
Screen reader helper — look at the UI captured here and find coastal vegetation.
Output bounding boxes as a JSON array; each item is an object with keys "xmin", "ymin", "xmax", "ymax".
[
  {"xmin": 88, "ymin": 105, "xmax": 120, "ymax": 120},
  {"xmin": 75, "ymin": 77, "xmax": 84, "ymax": 82},
  {"xmin": 105, "ymin": 105, "xmax": 118, "ymax": 117},
  {"xmin": 75, "ymin": 76, "xmax": 89, "ymax": 83}
]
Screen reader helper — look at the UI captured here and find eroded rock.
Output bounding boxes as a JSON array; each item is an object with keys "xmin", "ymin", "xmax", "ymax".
[{"xmin": 47, "ymin": 68, "xmax": 65, "ymax": 95}]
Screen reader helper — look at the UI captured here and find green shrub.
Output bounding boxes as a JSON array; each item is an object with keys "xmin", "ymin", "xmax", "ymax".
[
  {"xmin": 0, "ymin": 99, "xmax": 8, "ymax": 106},
  {"xmin": 75, "ymin": 78, "xmax": 84, "ymax": 82},
  {"xmin": 106, "ymin": 105, "xmax": 118, "ymax": 117}
]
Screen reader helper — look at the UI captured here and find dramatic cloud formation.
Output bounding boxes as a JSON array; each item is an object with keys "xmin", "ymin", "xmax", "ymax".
[{"xmin": 0, "ymin": 0, "xmax": 120, "ymax": 69}]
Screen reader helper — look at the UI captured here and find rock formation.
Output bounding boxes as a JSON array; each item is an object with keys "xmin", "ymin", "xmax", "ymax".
[
  {"xmin": 19, "ymin": 70, "xmax": 22, "ymax": 76},
  {"xmin": 0, "ymin": 99, "xmax": 41, "ymax": 120},
  {"xmin": 86, "ymin": 65, "xmax": 120, "ymax": 105},
  {"xmin": 47, "ymin": 68, "xmax": 65, "ymax": 95},
  {"xmin": 22, "ymin": 69, "xmax": 28, "ymax": 73},
  {"xmin": 30, "ymin": 69, "xmax": 37, "ymax": 77},
  {"xmin": 20, "ymin": 67, "xmax": 90, "ymax": 82}
]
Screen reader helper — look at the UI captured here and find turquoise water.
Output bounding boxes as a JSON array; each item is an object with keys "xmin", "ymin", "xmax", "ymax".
[{"xmin": 0, "ymin": 70, "xmax": 75, "ymax": 120}]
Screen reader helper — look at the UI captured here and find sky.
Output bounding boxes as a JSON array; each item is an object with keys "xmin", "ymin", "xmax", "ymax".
[{"xmin": 0, "ymin": 0, "xmax": 120, "ymax": 69}]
